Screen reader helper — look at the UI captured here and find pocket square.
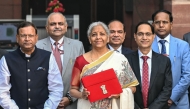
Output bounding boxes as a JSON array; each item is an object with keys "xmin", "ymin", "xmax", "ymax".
[{"xmin": 37, "ymin": 67, "xmax": 46, "ymax": 71}]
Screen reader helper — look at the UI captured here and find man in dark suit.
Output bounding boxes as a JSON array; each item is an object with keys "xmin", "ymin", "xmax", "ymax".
[
  {"xmin": 125, "ymin": 22, "xmax": 172, "ymax": 109},
  {"xmin": 0, "ymin": 49, "xmax": 7, "ymax": 59},
  {"xmin": 108, "ymin": 20, "xmax": 132, "ymax": 55},
  {"xmin": 183, "ymin": 32, "xmax": 190, "ymax": 44}
]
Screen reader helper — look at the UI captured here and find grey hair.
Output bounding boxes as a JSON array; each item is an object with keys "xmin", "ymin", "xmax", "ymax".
[
  {"xmin": 46, "ymin": 12, "xmax": 67, "ymax": 25},
  {"xmin": 87, "ymin": 21, "xmax": 110, "ymax": 37}
]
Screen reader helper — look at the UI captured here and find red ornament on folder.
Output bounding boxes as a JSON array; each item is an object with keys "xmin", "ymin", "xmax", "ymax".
[{"xmin": 81, "ymin": 68, "xmax": 123, "ymax": 102}]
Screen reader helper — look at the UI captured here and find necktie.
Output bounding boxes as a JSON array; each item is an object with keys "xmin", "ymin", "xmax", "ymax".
[
  {"xmin": 159, "ymin": 40, "xmax": 166, "ymax": 54},
  {"xmin": 141, "ymin": 56, "xmax": 149, "ymax": 108},
  {"xmin": 53, "ymin": 42, "xmax": 62, "ymax": 73}
]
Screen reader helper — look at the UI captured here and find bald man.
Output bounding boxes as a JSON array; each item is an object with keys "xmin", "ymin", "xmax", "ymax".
[{"xmin": 36, "ymin": 12, "xmax": 85, "ymax": 109}]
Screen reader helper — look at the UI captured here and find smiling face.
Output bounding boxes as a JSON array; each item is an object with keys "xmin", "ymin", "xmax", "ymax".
[
  {"xmin": 152, "ymin": 12, "xmax": 172, "ymax": 39},
  {"xmin": 108, "ymin": 21, "xmax": 125, "ymax": 47},
  {"xmin": 89, "ymin": 25, "xmax": 109, "ymax": 49},
  {"xmin": 134, "ymin": 24, "xmax": 155, "ymax": 50},
  {"xmin": 46, "ymin": 13, "xmax": 68, "ymax": 41}
]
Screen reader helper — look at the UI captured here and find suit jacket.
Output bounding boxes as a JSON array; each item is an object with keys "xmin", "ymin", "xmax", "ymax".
[
  {"xmin": 107, "ymin": 44, "xmax": 133, "ymax": 55},
  {"xmin": 121, "ymin": 46, "xmax": 133, "ymax": 55},
  {"xmin": 125, "ymin": 50, "xmax": 172, "ymax": 109},
  {"xmin": 152, "ymin": 35, "xmax": 190, "ymax": 109},
  {"xmin": 36, "ymin": 36, "xmax": 85, "ymax": 109},
  {"xmin": 183, "ymin": 32, "xmax": 190, "ymax": 44},
  {"xmin": 0, "ymin": 49, "xmax": 8, "ymax": 59}
]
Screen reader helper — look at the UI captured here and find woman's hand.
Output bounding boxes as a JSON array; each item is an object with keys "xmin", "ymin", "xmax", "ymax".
[
  {"xmin": 81, "ymin": 88, "xmax": 90, "ymax": 99},
  {"xmin": 128, "ymin": 86, "xmax": 136, "ymax": 93},
  {"xmin": 108, "ymin": 94, "xmax": 120, "ymax": 99}
]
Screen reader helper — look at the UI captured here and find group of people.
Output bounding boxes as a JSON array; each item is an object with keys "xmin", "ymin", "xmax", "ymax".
[{"xmin": 0, "ymin": 9, "xmax": 190, "ymax": 109}]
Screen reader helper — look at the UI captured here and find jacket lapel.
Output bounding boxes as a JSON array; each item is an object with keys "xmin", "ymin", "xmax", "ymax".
[
  {"xmin": 62, "ymin": 37, "xmax": 72, "ymax": 75},
  {"xmin": 149, "ymin": 51, "xmax": 159, "ymax": 91},
  {"xmin": 42, "ymin": 37, "xmax": 52, "ymax": 52},
  {"xmin": 152, "ymin": 37, "xmax": 160, "ymax": 53},
  {"xmin": 132, "ymin": 51, "xmax": 142, "ymax": 88},
  {"xmin": 169, "ymin": 36, "xmax": 177, "ymax": 64}
]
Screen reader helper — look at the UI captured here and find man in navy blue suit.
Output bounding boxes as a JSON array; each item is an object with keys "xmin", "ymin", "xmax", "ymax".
[{"xmin": 108, "ymin": 20, "xmax": 132, "ymax": 55}]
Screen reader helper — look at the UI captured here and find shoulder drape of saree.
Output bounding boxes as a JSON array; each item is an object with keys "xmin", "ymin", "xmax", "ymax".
[
  {"xmin": 112, "ymin": 88, "xmax": 134, "ymax": 109},
  {"xmin": 77, "ymin": 98, "xmax": 92, "ymax": 109}
]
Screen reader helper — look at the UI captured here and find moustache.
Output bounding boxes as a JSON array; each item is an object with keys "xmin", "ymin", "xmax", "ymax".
[{"xmin": 53, "ymin": 28, "xmax": 62, "ymax": 32}]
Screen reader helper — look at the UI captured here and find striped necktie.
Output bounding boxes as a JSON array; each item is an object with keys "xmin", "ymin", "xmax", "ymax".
[{"xmin": 53, "ymin": 42, "xmax": 62, "ymax": 73}]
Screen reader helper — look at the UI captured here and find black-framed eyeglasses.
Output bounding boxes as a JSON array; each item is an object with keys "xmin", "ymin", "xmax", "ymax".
[{"xmin": 136, "ymin": 32, "xmax": 153, "ymax": 37}]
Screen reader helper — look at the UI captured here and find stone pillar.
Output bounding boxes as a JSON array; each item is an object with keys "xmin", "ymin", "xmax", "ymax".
[{"xmin": 164, "ymin": 0, "xmax": 190, "ymax": 39}]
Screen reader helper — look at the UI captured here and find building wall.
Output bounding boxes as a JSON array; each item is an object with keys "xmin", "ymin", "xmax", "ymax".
[
  {"xmin": 124, "ymin": 0, "xmax": 162, "ymax": 50},
  {"xmin": 123, "ymin": 0, "xmax": 190, "ymax": 49},
  {"xmin": 0, "ymin": 0, "xmax": 21, "ymax": 19},
  {"xmin": 164, "ymin": 0, "xmax": 190, "ymax": 39}
]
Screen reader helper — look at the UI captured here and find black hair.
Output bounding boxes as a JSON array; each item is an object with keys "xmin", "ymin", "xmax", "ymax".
[
  {"xmin": 152, "ymin": 9, "xmax": 173, "ymax": 22},
  {"xmin": 108, "ymin": 19, "xmax": 125, "ymax": 32},
  {"xmin": 17, "ymin": 21, "xmax": 37, "ymax": 35},
  {"xmin": 134, "ymin": 21, "xmax": 154, "ymax": 34}
]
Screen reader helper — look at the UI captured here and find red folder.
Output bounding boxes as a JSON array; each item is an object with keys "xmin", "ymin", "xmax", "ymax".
[{"xmin": 81, "ymin": 68, "xmax": 123, "ymax": 102}]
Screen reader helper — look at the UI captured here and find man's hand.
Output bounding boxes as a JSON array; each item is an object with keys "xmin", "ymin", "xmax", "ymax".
[
  {"xmin": 168, "ymin": 99, "xmax": 173, "ymax": 106},
  {"xmin": 57, "ymin": 97, "xmax": 70, "ymax": 109}
]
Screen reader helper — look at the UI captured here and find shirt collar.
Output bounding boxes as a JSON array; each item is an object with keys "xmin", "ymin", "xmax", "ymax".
[
  {"xmin": 108, "ymin": 44, "xmax": 122, "ymax": 53},
  {"xmin": 50, "ymin": 36, "xmax": 64, "ymax": 45},
  {"xmin": 138, "ymin": 49, "xmax": 152, "ymax": 59},
  {"xmin": 156, "ymin": 34, "xmax": 170, "ymax": 43}
]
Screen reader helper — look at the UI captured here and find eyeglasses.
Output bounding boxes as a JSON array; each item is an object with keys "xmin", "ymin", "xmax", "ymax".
[
  {"xmin": 136, "ymin": 32, "xmax": 153, "ymax": 37},
  {"xmin": 19, "ymin": 34, "xmax": 36, "ymax": 39},
  {"xmin": 153, "ymin": 20, "xmax": 170, "ymax": 25}
]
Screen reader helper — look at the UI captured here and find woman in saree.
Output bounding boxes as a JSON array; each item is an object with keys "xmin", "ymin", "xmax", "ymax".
[{"xmin": 70, "ymin": 21, "xmax": 139, "ymax": 109}]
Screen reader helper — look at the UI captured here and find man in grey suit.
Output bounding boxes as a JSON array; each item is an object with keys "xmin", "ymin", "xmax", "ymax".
[
  {"xmin": 0, "ymin": 49, "xmax": 7, "ymax": 59},
  {"xmin": 36, "ymin": 12, "xmax": 85, "ymax": 109}
]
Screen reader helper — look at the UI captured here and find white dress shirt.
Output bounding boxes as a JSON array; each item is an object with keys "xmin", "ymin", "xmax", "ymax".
[
  {"xmin": 156, "ymin": 34, "xmax": 170, "ymax": 55},
  {"xmin": 0, "ymin": 53, "xmax": 63, "ymax": 109},
  {"xmin": 138, "ymin": 49, "xmax": 152, "ymax": 82},
  {"xmin": 108, "ymin": 44, "xmax": 122, "ymax": 53}
]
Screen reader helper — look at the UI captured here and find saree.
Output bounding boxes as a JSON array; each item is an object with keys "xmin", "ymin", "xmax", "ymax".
[{"xmin": 77, "ymin": 51, "xmax": 139, "ymax": 109}]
